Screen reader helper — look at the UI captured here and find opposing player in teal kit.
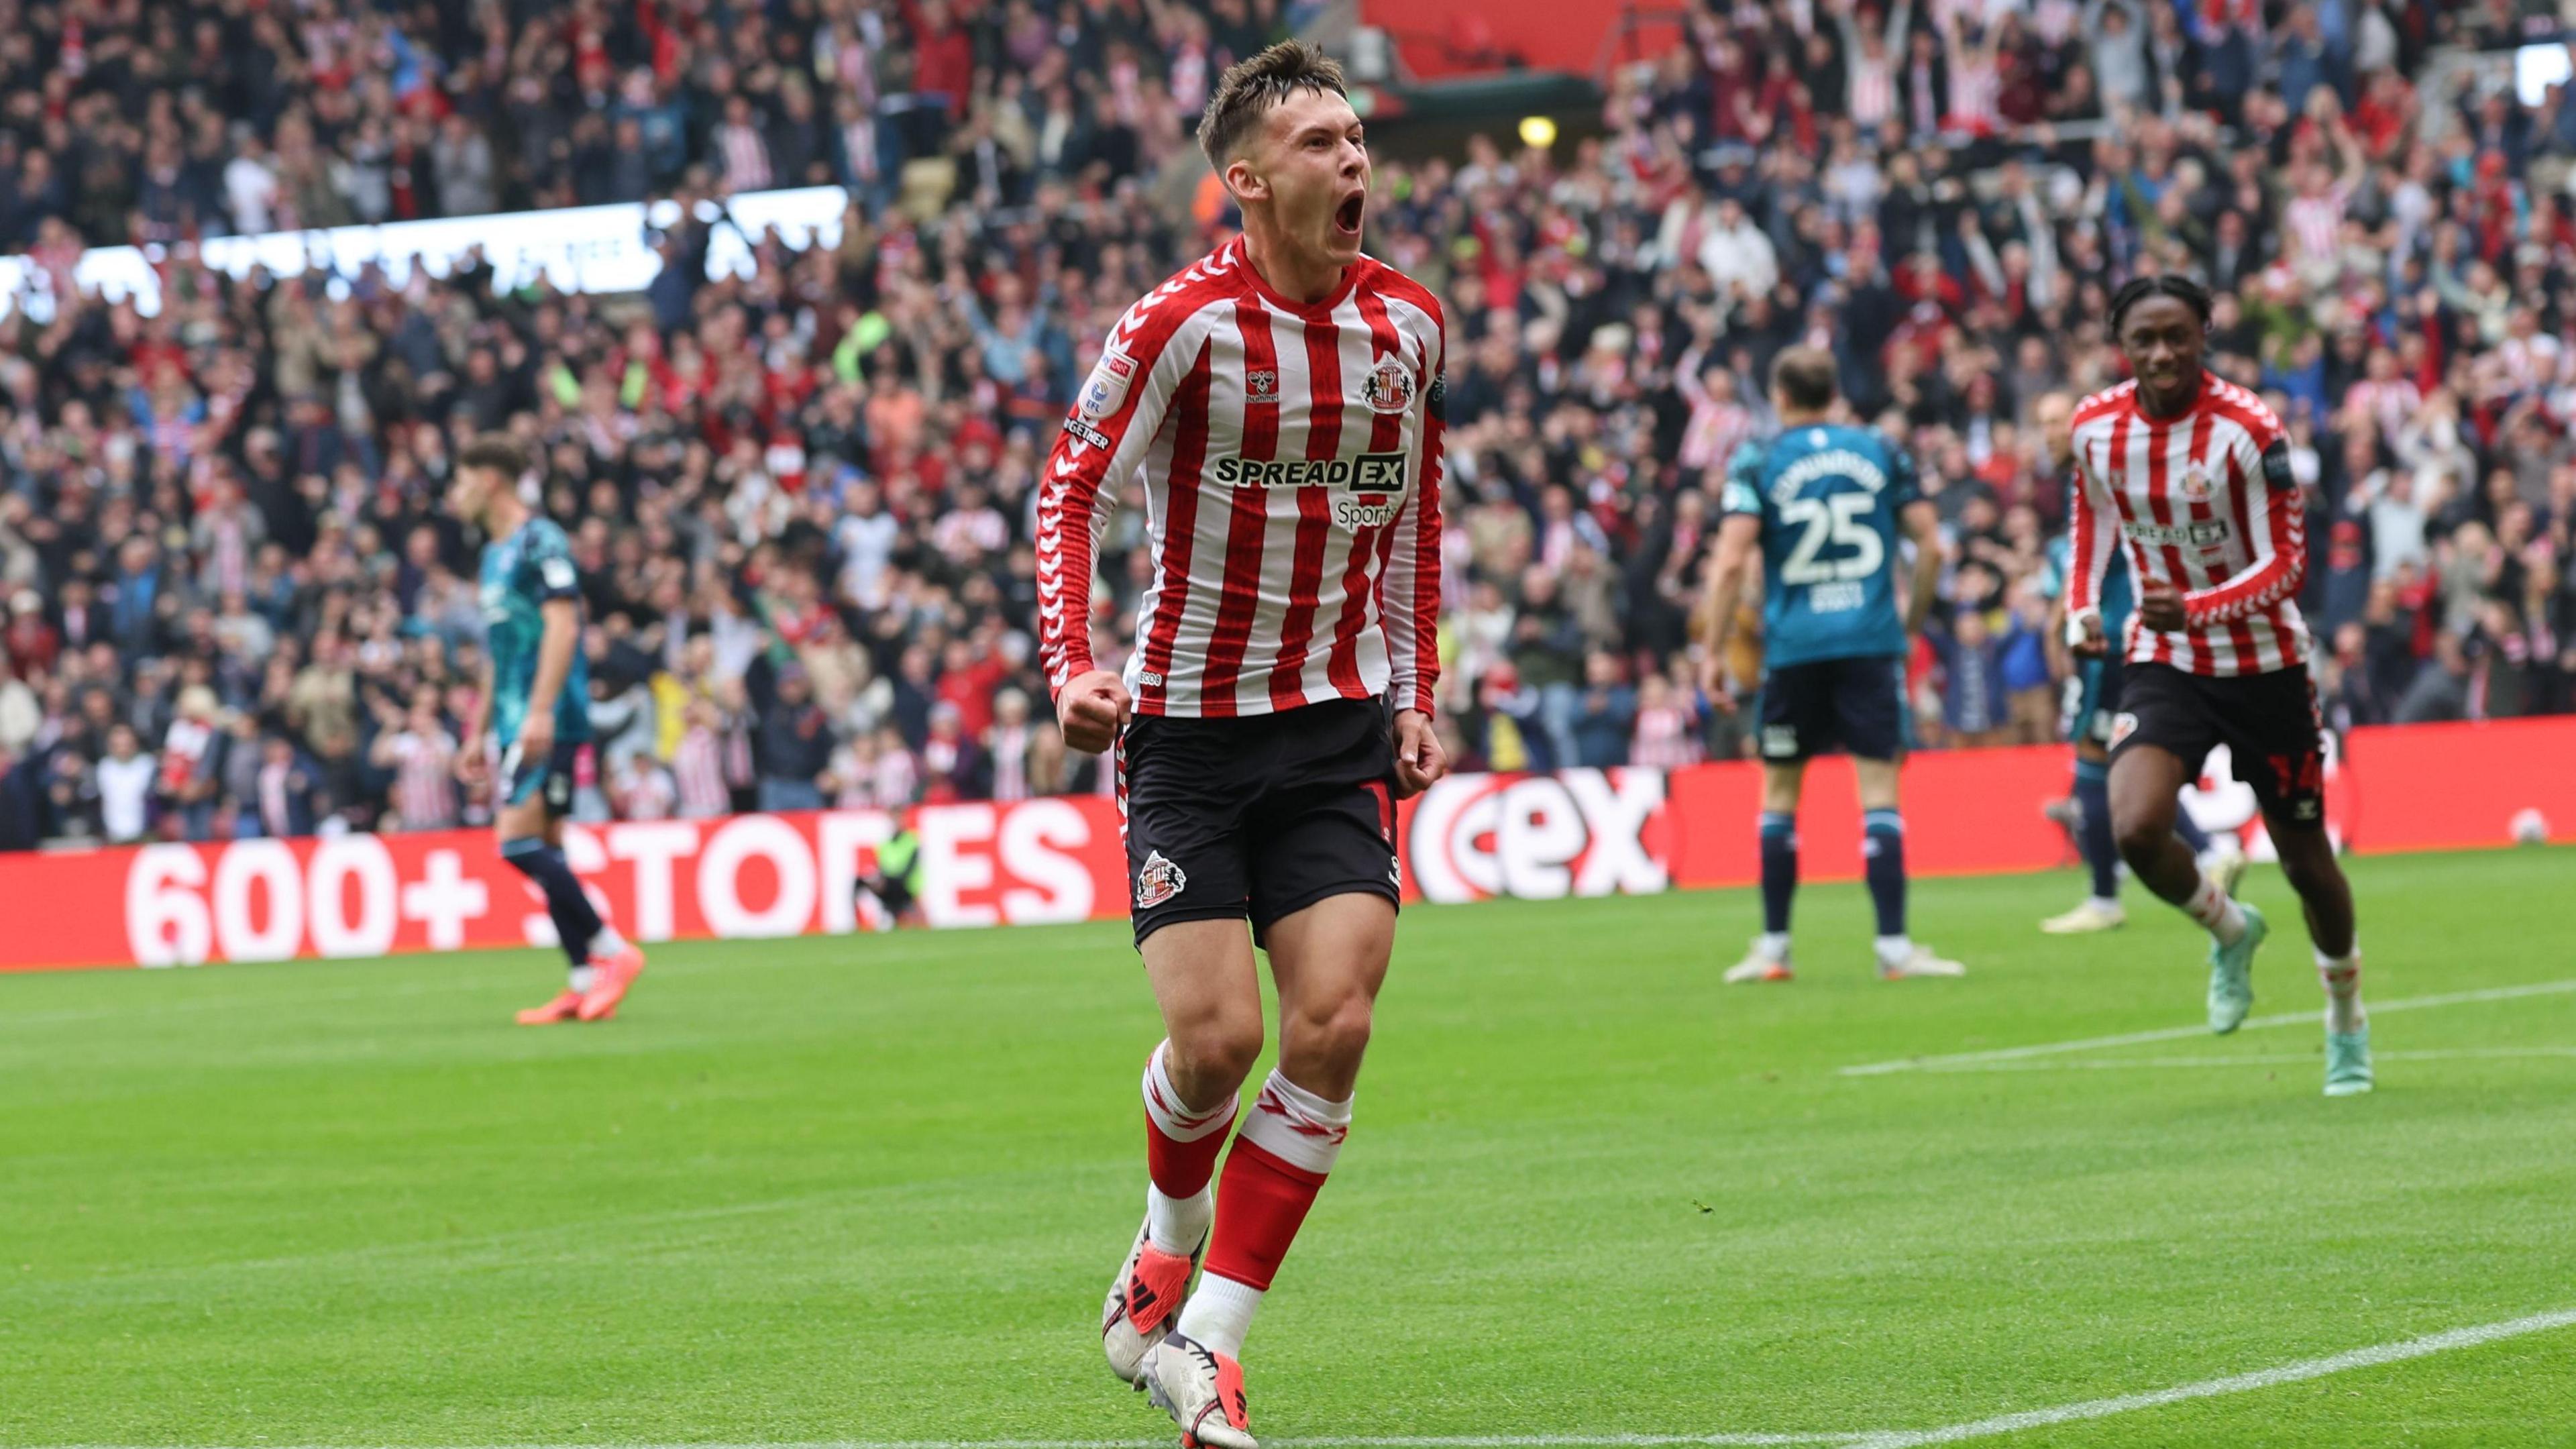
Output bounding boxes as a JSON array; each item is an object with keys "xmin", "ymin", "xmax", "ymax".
[
  {"xmin": 449, "ymin": 435, "xmax": 645, "ymax": 1024},
  {"xmin": 1697, "ymin": 347, "xmax": 1963, "ymax": 982}
]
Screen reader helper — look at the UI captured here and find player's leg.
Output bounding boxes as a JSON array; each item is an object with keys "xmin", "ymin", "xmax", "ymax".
[
  {"xmin": 1841, "ymin": 655, "xmax": 1959, "ymax": 978},
  {"xmin": 1107, "ymin": 718, "xmax": 1260, "ymax": 1388},
  {"xmin": 1854, "ymin": 755, "xmax": 1964, "ymax": 978},
  {"xmin": 1731, "ymin": 665, "xmax": 1812, "ymax": 983},
  {"xmin": 2232, "ymin": 672, "xmax": 2369, "ymax": 1095},
  {"xmin": 1108, "ymin": 920, "xmax": 1261, "ymax": 1389},
  {"xmin": 1729, "ymin": 759, "xmax": 1805, "ymax": 982},
  {"xmin": 2107, "ymin": 669, "xmax": 2265, "ymax": 1032},
  {"xmin": 2044, "ymin": 661, "xmax": 2127, "ymax": 933},
  {"xmin": 545, "ymin": 749, "xmax": 643, "ymax": 1019},
  {"xmin": 1167, "ymin": 895, "xmax": 1385, "ymax": 1358},
  {"xmin": 500, "ymin": 746, "xmax": 604, "ymax": 1025},
  {"xmin": 2274, "ymin": 820, "xmax": 2369, "ymax": 1095},
  {"xmin": 2106, "ymin": 744, "xmax": 2222, "ymax": 905},
  {"xmin": 1142, "ymin": 704, "xmax": 1396, "ymax": 1446}
]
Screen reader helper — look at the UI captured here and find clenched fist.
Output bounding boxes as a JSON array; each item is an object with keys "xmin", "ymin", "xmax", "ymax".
[{"xmin": 1056, "ymin": 669, "xmax": 1132, "ymax": 755}]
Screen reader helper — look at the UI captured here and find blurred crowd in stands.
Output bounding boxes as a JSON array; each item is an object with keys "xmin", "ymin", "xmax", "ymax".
[{"xmin": 0, "ymin": 0, "xmax": 2573, "ymax": 847}]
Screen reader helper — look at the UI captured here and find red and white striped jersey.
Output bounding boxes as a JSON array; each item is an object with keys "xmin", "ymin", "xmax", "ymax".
[
  {"xmin": 1036, "ymin": 237, "xmax": 1445, "ymax": 718},
  {"xmin": 2068, "ymin": 374, "xmax": 2310, "ymax": 677},
  {"xmin": 385, "ymin": 729, "xmax": 460, "ymax": 831}
]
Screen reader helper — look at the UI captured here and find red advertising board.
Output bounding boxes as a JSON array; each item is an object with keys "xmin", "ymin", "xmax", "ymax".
[{"xmin": 2, "ymin": 719, "xmax": 2570, "ymax": 972}]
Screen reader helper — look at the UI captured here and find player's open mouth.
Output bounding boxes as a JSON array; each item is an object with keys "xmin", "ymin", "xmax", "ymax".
[{"xmin": 1333, "ymin": 192, "xmax": 1365, "ymax": 238}]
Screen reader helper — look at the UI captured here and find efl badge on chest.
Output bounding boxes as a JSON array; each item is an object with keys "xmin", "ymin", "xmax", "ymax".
[{"xmin": 1361, "ymin": 359, "xmax": 1415, "ymax": 415}]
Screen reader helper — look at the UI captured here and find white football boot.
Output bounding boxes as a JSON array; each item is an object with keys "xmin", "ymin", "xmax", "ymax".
[
  {"xmin": 1101, "ymin": 1201, "xmax": 1199, "ymax": 1386},
  {"xmin": 1142, "ymin": 1331, "xmax": 1256, "ymax": 1449},
  {"xmin": 2041, "ymin": 898, "xmax": 2127, "ymax": 934},
  {"xmin": 1878, "ymin": 943, "xmax": 1967, "ymax": 979},
  {"xmin": 1724, "ymin": 937, "xmax": 1794, "ymax": 983}
]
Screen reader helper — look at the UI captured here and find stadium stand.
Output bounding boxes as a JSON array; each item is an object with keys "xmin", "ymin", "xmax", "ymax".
[{"xmin": 0, "ymin": 0, "xmax": 2569, "ymax": 848}]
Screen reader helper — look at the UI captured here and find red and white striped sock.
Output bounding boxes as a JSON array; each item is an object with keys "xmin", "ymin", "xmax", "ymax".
[
  {"xmin": 1142, "ymin": 1041, "xmax": 1237, "ymax": 1256},
  {"xmin": 2316, "ymin": 945, "xmax": 2365, "ymax": 1034},
  {"xmin": 1179, "ymin": 1069, "xmax": 1352, "ymax": 1357},
  {"xmin": 2184, "ymin": 869, "xmax": 2247, "ymax": 945}
]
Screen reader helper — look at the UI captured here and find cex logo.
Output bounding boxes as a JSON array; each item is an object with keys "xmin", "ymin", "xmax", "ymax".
[{"xmin": 1403, "ymin": 769, "xmax": 1667, "ymax": 904}]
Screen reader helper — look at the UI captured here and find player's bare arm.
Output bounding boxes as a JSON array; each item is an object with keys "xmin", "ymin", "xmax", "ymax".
[
  {"xmin": 519, "ymin": 596, "xmax": 580, "ymax": 757},
  {"xmin": 1697, "ymin": 514, "xmax": 1762, "ymax": 709},
  {"xmin": 1898, "ymin": 498, "xmax": 1941, "ymax": 635},
  {"xmin": 457, "ymin": 652, "xmax": 494, "ymax": 784}
]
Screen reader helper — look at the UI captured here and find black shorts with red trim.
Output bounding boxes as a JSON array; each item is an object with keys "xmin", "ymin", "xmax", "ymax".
[
  {"xmin": 2110, "ymin": 661, "xmax": 2328, "ymax": 825},
  {"xmin": 1117, "ymin": 698, "xmax": 1401, "ymax": 949}
]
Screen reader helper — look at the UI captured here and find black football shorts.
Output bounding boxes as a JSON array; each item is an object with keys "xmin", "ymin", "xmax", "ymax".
[
  {"xmin": 1116, "ymin": 698, "xmax": 1401, "ymax": 949},
  {"xmin": 2109, "ymin": 661, "xmax": 2329, "ymax": 826},
  {"xmin": 1756, "ymin": 654, "xmax": 1909, "ymax": 763}
]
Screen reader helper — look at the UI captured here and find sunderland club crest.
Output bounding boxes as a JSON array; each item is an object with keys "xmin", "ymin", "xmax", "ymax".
[
  {"xmin": 1135, "ymin": 850, "xmax": 1188, "ymax": 910},
  {"xmin": 1361, "ymin": 359, "xmax": 1415, "ymax": 414},
  {"xmin": 2179, "ymin": 462, "xmax": 2214, "ymax": 500}
]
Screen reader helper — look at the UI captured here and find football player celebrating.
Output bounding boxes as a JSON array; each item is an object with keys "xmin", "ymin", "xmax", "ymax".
[
  {"xmin": 1035, "ymin": 42, "xmax": 1448, "ymax": 1448},
  {"xmin": 2065, "ymin": 276, "xmax": 2369, "ymax": 1096},
  {"xmin": 2033, "ymin": 389, "xmax": 2243, "ymax": 935}
]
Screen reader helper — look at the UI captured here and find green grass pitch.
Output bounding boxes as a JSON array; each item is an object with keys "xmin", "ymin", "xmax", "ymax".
[{"xmin": 5, "ymin": 848, "xmax": 2575, "ymax": 1448}]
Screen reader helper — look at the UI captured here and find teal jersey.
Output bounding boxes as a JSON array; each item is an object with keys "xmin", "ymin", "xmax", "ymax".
[
  {"xmin": 1721, "ymin": 425, "xmax": 1921, "ymax": 669},
  {"xmin": 2041, "ymin": 508, "xmax": 2134, "ymax": 633},
  {"xmin": 478, "ymin": 517, "xmax": 591, "ymax": 747}
]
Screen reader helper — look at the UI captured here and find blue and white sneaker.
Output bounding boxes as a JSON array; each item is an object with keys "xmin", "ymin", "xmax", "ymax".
[
  {"xmin": 2206, "ymin": 903, "xmax": 2266, "ymax": 1034},
  {"xmin": 2325, "ymin": 1021, "xmax": 2373, "ymax": 1097}
]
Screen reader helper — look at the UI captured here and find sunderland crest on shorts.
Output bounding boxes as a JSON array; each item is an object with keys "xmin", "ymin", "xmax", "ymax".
[
  {"xmin": 1136, "ymin": 850, "xmax": 1187, "ymax": 910},
  {"xmin": 1361, "ymin": 359, "xmax": 1415, "ymax": 414}
]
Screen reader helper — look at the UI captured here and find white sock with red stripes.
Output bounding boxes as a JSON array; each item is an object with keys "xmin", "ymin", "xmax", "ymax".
[
  {"xmin": 1179, "ymin": 1070, "xmax": 1352, "ymax": 1357},
  {"xmin": 2183, "ymin": 869, "xmax": 2247, "ymax": 945},
  {"xmin": 1142, "ymin": 1042, "xmax": 1236, "ymax": 1256},
  {"xmin": 2317, "ymin": 945, "xmax": 2365, "ymax": 1034}
]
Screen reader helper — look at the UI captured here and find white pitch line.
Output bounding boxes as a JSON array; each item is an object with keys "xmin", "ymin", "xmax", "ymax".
[
  {"xmin": 23, "ymin": 1313, "xmax": 2575, "ymax": 1449},
  {"xmin": 21, "ymin": 1439, "xmax": 1857, "ymax": 1449},
  {"xmin": 1839, "ymin": 977, "xmax": 2576, "ymax": 1076},
  {"xmin": 1915, "ymin": 1046, "xmax": 2576, "ymax": 1074},
  {"xmin": 1839, "ymin": 1307, "xmax": 2576, "ymax": 1447}
]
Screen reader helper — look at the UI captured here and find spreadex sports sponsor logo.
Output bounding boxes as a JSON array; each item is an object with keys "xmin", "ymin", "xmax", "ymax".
[
  {"xmin": 1403, "ymin": 769, "xmax": 1668, "ymax": 904},
  {"xmin": 1211, "ymin": 452, "xmax": 1408, "ymax": 490},
  {"xmin": 2125, "ymin": 519, "xmax": 2235, "ymax": 547}
]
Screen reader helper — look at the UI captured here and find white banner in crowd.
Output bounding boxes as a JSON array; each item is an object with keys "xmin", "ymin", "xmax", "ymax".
[{"xmin": 0, "ymin": 184, "xmax": 856, "ymax": 320}]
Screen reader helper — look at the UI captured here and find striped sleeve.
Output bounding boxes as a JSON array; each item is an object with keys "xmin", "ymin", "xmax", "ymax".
[
  {"xmin": 2188, "ymin": 404, "xmax": 2302, "ymax": 627},
  {"xmin": 1378, "ymin": 294, "xmax": 1446, "ymax": 717},
  {"xmin": 1033, "ymin": 280, "xmax": 1210, "ymax": 696},
  {"xmin": 2062, "ymin": 413, "xmax": 2121, "ymax": 641}
]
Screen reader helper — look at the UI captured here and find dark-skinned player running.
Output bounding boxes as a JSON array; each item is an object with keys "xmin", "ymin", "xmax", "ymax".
[{"xmin": 2063, "ymin": 275, "xmax": 2370, "ymax": 1097}]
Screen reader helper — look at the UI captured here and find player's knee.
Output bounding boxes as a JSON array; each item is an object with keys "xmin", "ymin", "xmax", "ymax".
[
  {"xmin": 1287, "ymin": 989, "xmax": 1375, "ymax": 1072},
  {"xmin": 2110, "ymin": 813, "xmax": 2169, "ymax": 870},
  {"xmin": 1170, "ymin": 1011, "xmax": 1265, "ymax": 1092}
]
